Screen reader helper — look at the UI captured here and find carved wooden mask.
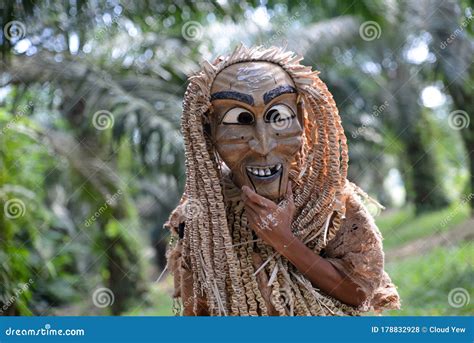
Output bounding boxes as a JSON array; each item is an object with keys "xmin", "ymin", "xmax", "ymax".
[{"xmin": 210, "ymin": 61, "xmax": 304, "ymax": 201}]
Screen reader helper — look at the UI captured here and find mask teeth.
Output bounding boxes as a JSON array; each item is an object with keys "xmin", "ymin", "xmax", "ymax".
[{"xmin": 246, "ymin": 164, "xmax": 282, "ymax": 176}]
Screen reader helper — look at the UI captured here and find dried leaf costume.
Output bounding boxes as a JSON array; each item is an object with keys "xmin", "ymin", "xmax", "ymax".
[{"xmin": 165, "ymin": 45, "xmax": 400, "ymax": 316}]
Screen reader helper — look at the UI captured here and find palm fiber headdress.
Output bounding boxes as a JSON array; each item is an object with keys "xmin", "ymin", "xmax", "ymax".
[{"xmin": 168, "ymin": 44, "xmax": 376, "ymax": 316}]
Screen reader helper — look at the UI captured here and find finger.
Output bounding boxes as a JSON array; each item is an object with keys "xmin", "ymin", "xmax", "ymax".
[
  {"xmin": 245, "ymin": 206, "xmax": 268, "ymax": 227},
  {"xmin": 242, "ymin": 186, "xmax": 267, "ymax": 207},
  {"xmin": 245, "ymin": 204, "xmax": 273, "ymax": 230},
  {"xmin": 244, "ymin": 198, "xmax": 270, "ymax": 218},
  {"xmin": 241, "ymin": 189, "xmax": 249, "ymax": 202},
  {"xmin": 244, "ymin": 207, "xmax": 260, "ymax": 230},
  {"xmin": 281, "ymin": 181, "xmax": 295, "ymax": 210},
  {"xmin": 285, "ymin": 181, "xmax": 293, "ymax": 199},
  {"xmin": 242, "ymin": 186, "xmax": 276, "ymax": 209},
  {"xmin": 244, "ymin": 203, "xmax": 259, "ymax": 218}
]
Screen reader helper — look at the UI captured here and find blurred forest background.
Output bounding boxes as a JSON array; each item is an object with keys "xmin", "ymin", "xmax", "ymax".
[{"xmin": 0, "ymin": 0, "xmax": 472, "ymax": 316}]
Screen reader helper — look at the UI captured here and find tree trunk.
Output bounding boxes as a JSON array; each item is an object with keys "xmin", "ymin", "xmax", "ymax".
[
  {"xmin": 425, "ymin": 0, "xmax": 474, "ymax": 215},
  {"xmin": 392, "ymin": 63, "xmax": 450, "ymax": 213},
  {"xmin": 405, "ymin": 133, "xmax": 450, "ymax": 213},
  {"xmin": 465, "ymin": 130, "xmax": 474, "ymax": 215},
  {"xmin": 61, "ymin": 95, "xmax": 146, "ymax": 315}
]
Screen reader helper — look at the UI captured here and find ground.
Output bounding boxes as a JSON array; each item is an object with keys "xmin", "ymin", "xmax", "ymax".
[{"xmin": 127, "ymin": 202, "xmax": 473, "ymax": 316}]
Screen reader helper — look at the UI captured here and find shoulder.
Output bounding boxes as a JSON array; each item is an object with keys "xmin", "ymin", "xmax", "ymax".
[
  {"xmin": 324, "ymin": 188, "xmax": 385, "ymax": 295},
  {"xmin": 164, "ymin": 195, "xmax": 188, "ymax": 238},
  {"xmin": 326, "ymin": 190, "xmax": 384, "ymax": 257},
  {"xmin": 323, "ymin": 186, "xmax": 401, "ymax": 312},
  {"xmin": 344, "ymin": 191, "xmax": 383, "ymax": 241}
]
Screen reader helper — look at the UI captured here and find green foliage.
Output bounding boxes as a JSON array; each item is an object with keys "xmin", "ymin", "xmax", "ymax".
[
  {"xmin": 0, "ymin": 0, "xmax": 472, "ymax": 317},
  {"xmin": 386, "ymin": 242, "xmax": 474, "ymax": 316},
  {"xmin": 124, "ymin": 280, "xmax": 174, "ymax": 316},
  {"xmin": 376, "ymin": 204, "xmax": 470, "ymax": 250},
  {"xmin": 0, "ymin": 108, "xmax": 80, "ymax": 314}
]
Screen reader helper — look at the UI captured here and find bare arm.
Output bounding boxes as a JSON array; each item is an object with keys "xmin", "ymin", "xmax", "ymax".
[
  {"xmin": 277, "ymin": 234, "xmax": 366, "ymax": 306},
  {"xmin": 242, "ymin": 184, "xmax": 366, "ymax": 307}
]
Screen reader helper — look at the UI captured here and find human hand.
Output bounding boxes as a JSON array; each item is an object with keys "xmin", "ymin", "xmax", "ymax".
[{"xmin": 242, "ymin": 182, "xmax": 296, "ymax": 252}]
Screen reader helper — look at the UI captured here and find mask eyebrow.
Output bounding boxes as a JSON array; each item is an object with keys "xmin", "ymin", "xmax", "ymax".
[
  {"xmin": 263, "ymin": 85, "xmax": 297, "ymax": 104},
  {"xmin": 210, "ymin": 91, "xmax": 254, "ymax": 106}
]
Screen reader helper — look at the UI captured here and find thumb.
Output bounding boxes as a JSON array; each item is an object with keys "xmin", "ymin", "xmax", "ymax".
[
  {"xmin": 285, "ymin": 181, "xmax": 293, "ymax": 200},
  {"xmin": 282, "ymin": 181, "xmax": 295, "ymax": 209}
]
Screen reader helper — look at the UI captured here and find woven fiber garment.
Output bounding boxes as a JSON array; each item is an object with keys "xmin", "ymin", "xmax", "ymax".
[{"xmin": 165, "ymin": 45, "xmax": 400, "ymax": 316}]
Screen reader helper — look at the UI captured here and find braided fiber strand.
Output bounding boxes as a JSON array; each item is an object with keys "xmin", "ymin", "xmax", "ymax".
[{"xmin": 173, "ymin": 44, "xmax": 365, "ymax": 316}]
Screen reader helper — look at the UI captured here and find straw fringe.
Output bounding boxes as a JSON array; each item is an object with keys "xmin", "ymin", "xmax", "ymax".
[{"xmin": 169, "ymin": 44, "xmax": 370, "ymax": 316}]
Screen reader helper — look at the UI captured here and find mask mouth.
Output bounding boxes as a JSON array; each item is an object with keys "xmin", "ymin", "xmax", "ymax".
[{"xmin": 246, "ymin": 163, "xmax": 282, "ymax": 183}]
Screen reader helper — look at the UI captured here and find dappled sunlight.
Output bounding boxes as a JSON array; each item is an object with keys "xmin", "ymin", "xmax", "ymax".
[{"xmin": 0, "ymin": 0, "xmax": 472, "ymax": 318}]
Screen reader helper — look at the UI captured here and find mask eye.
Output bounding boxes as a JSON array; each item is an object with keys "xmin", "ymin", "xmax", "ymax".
[
  {"xmin": 222, "ymin": 107, "xmax": 255, "ymax": 125},
  {"xmin": 265, "ymin": 104, "xmax": 296, "ymax": 124}
]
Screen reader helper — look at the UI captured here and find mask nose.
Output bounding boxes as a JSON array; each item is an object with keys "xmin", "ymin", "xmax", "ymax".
[{"xmin": 248, "ymin": 120, "xmax": 277, "ymax": 156}]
